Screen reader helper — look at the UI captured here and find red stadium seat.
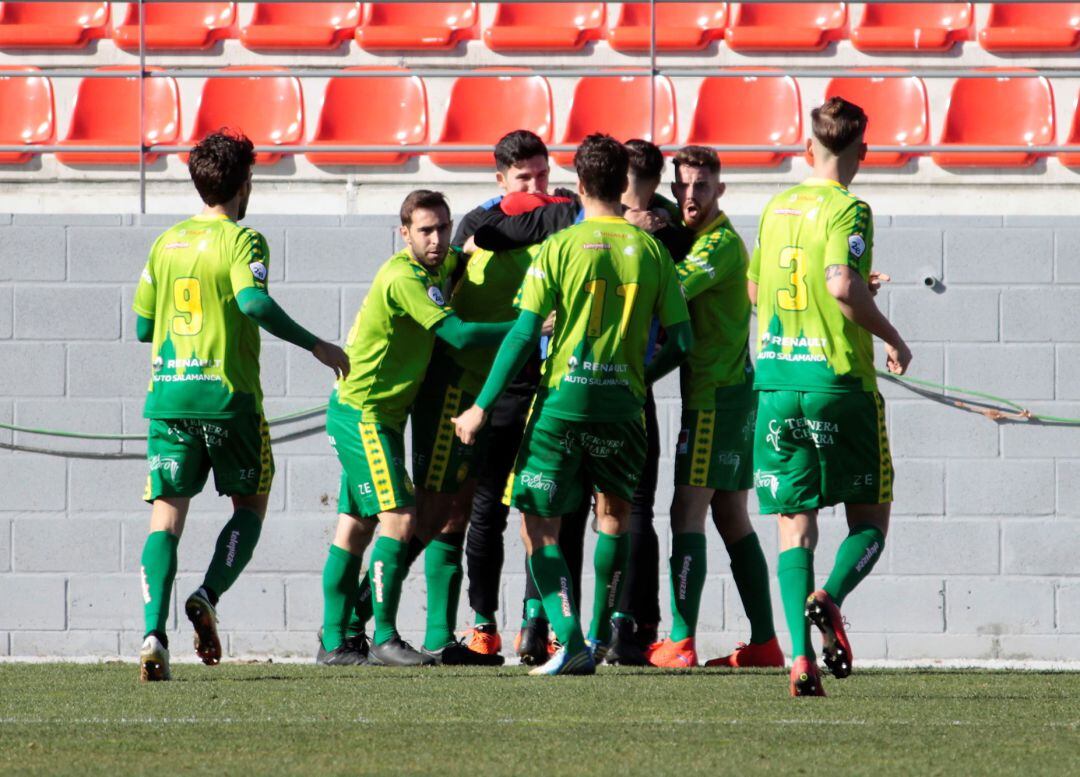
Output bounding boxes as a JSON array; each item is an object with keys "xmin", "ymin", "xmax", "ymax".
[
  {"xmin": 188, "ymin": 67, "xmax": 304, "ymax": 165},
  {"xmin": 484, "ymin": 3, "xmax": 604, "ymax": 51},
  {"xmin": 554, "ymin": 75, "xmax": 676, "ymax": 166},
  {"xmin": 355, "ymin": 3, "xmax": 478, "ymax": 50},
  {"xmin": 686, "ymin": 74, "xmax": 800, "ymax": 167},
  {"xmin": 0, "ymin": 2, "xmax": 108, "ymax": 48},
  {"xmin": 824, "ymin": 75, "xmax": 928, "ymax": 167},
  {"xmin": 1058, "ymin": 97, "xmax": 1080, "ymax": 167},
  {"xmin": 0, "ymin": 67, "xmax": 54, "ymax": 164},
  {"xmin": 725, "ymin": 3, "xmax": 847, "ymax": 51},
  {"xmin": 979, "ymin": 4, "xmax": 1080, "ymax": 52},
  {"xmin": 56, "ymin": 66, "xmax": 179, "ymax": 166},
  {"xmin": 931, "ymin": 75, "xmax": 1055, "ymax": 168},
  {"xmin": 113, "ymin": 3, "xmax": 237, "ymax": 51},
  {"xmin": 430, "ymin": 74, "xmax": 552, "ymax": 167},
  {"xmin": 607, "ymin": 3, "xmax": 727, "ymax": 52},
  {"xmin": 852, "ymin": 3, "xmax": 973, "ymax": 52},
  {"xmin": 306, "ymin": 71, "xmax": 427, "ymax": 166},
  {"xmin": 240, "ymin": 3, "xmax": 360, "ymax": 50}
]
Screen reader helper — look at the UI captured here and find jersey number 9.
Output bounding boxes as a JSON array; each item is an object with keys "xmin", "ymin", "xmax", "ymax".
[
  {"xmin": 172, "ymin": 278, "xmax": 203, "ymax": 336},
  {"xmin": 777, "ymin": 247, "xmax": 808, "ymax": 312}
]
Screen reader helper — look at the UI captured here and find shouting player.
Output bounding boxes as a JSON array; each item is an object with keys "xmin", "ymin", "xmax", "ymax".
[
  {"xmin": 454, "ymin": 134, "xmax": 692, "ymax": 675},
  {"xmin": 318, "ymin": 190, "xmax": 512, "ymax": 666},
  {"xmin": 647, "ymin": 146, "xmax": 783, "ymax": 670},
  {"xmin": 748, "ymin": 98, "xmax": 912, "ymax": 695},
  {"xmin": 133, "ymin": 131, "xmax": 350, "ymax": 681}
]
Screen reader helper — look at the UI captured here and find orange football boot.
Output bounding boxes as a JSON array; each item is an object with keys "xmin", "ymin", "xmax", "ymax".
[
  {"xmin": 465, "ymin": 627, "xmax": 503, "ymax": 656},
  {"xmin": 805, "ymin": 589, "xmax": 853, "ymax": 679},
  {"xmin": 704, "ymin": 636, "xmax": 785, "ymax": 668},
  {"xmin": 646, "ymin": 637, "xmax": 698, "ymax": 668},
  {"xmin": 789, "ymin": 655, "xmax": 826, "ymax": 697}
]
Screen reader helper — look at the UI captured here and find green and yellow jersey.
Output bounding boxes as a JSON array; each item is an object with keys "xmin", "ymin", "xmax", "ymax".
[
  {"xmin": 675, "ymin": 211, "xmax": 753, "ymax": 410},
  {"xmin": 518, "ymin": 216, "xmax": 690, "ymax": 422},
  {"xmin": 445, "ymin": 244, "xmax": 539, "ymax": 395},
  {"xmin": 334, "ymin": 247, "xmax": 460, "ymax": 430},
  {"xmin": 132, "ymin": 214, "xmax": 269, "ymax": 420},
  {"xmin": 749, "ymin": 178, "xmax": 876, "ymax": 393}
]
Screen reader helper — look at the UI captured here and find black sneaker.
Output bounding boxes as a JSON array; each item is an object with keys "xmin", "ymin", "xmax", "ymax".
[
  {"xmin": 604, "ymin": 616, "xmax": 649, "ymax": 666},
  {"xmin": 635, "ymin": 621, "xmax": 659, "ymax": 652},
  {"xmin": 343, "ymin": 631, "xmax": 371, "ymax": 659},
  {"xmin": 422, "ymin": 639, "xmax": 506, "ymax": 666},
  {"xmin": 316, "ymin": 642, "xmax": 368, "ymax": 666},
  {"xmin": 516, "ymin": 617, "xmax": 552, "ymax": 667},
  {"xmin": 368, "ymin": 635, "xmax": 435, "ymax": 667}
]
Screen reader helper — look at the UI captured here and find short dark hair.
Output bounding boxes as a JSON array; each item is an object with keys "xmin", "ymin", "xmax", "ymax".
[
  {"xmin": 493, "ymin": 129, "xmax": 549, "ymax": 172},
  {"xmin": 188, "ymin": 129, "xmax": 255, "ymax": 206},
  {"xmin": 574, "ymin": 133, "xmax": 629, "ymax": 203},
  {"xmin": 672, "ymin": 145, "xmax": 720, "ymax": 181},
  {"xmin": 811, "ymin": 97, "xmax": 868, "ymax": 155},
  {"xmin": 625, "ymin": 139, "xmax": 664, "ymax": 181},
  {"xmin": 400, "ymin": 189, "xmax": 450, "ymax": 226}
]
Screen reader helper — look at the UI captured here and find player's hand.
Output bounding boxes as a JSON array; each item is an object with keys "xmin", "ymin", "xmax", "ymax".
[
  {"xmin": 313, "ymin": 340, "xmax": 350, "ymax": 379},
  {"xmin": 452, "ymin": 404, "xmax": 488, "ymax": 445},
  {"xmin": 624, "ymin": 208, "xmax": 666, "ymax": 233},
  {"xmin": 885, "ymin": 340, "xmax": 912, "ymax": 376},
  {"xmin": 541, "ymin": 311, "xmax": 556, "ymax": 337},
  {"xmin": 462, "ymin": 235, "xmax": 478, "ymax": 255},
  {"xmin": 868, "ymin": 271, "xmax": 891, "ymax": 297}
]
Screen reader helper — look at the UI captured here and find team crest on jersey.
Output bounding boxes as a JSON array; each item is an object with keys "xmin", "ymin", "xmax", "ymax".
[
  {"xmin": 427, "ymin": 286, "xmax": 445, "ymax": 306},
  {"xmin": 848, "ymin": 234, "xmax": 866, "ymax": 258},
  {"xmin": 249, "ymin": 261, "xmax": 268, "ymax": 281}
]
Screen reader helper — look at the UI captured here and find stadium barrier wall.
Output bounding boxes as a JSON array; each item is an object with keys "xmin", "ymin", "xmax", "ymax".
[{"xmin": 0, "ymin": 211, "xmax": 1077, "ymax": 661}]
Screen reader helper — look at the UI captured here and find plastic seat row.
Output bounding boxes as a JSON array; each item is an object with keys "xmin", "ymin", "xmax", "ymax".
[
  {"xmin": 0, "ymin": 68, "xmax": 1069, "ymax": 168},
  {"xmin": 1, "ymin": 3, "xmax": 1080, "ymax": 53}
]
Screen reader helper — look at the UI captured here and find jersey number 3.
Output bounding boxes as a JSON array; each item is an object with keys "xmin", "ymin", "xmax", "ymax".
[
  {"xmin": 172, "ymin": 278, "xmax": 203, "ymax": 336},
  {"xmin": 777, "ymin": 247, "xmax": 808, "ymax": 312},
  {"xmin": 583, "ymin": 279, "xmax": 639, "ymax": 340}
]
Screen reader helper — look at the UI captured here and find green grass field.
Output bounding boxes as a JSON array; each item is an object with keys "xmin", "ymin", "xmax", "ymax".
[{"xmin": 1, "ymin": 663, "xmax": 1078, "ymax": 776}]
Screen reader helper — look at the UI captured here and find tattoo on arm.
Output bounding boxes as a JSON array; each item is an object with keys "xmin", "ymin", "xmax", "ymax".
[{"xmin": 825, "ymin": 264, "xmax": 845, "ymax": 280}]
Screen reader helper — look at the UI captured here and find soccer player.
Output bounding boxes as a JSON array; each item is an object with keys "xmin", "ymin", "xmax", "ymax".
[
  {"xmin": 454, "ymin": 134, "xmax": 693, "ymax": 675},
  {"xmin": 133, "ymin": 131, "xmax": 350, "ymax": 682},
  {"xmin": 748, "ymin": 98, "xmax": 912, "ymax": 696},
  {"xmin": 646, "ymin": 146, "xmax": 783, "ymax": 670},
  {"xmin": 318, "ymin": 190, "xmax": 513, "ymax": 666}
]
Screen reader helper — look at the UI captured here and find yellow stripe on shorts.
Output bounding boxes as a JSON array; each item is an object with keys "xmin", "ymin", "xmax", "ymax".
[
  {"xmin": 689, "ymin": 410, "xmax": 715, "ymax": 488},
  {"xmin": 359, "ymin": 422, "xmax": 396, "ymax": 512},
  {"xmin": 503, "ymin": 396, "xmax": 537, "ymax": 506},
  {"xmin": 874, "ymin": 393, "xmax": 893, "ymax": 503},
  {"xmin": 425, "ymin": 386, "xmax": 463, "ymax": 490},
  {"xmin": 257, "ymin": 416, "xmax": 273, "ymax": 494}
]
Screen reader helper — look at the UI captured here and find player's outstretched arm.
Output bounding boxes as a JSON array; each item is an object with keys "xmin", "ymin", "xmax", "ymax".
[
  {"xmin": 471, "ymin": 202, "xmax": 578, "ymax": 252},
  {"xmin": 433, "ymin": 315, "xmax": 514, "ymax": 349},
  {"xmin": 453, "ymin": 310, "xmax": 543, "ymax": 445},
  {"xmin": 236, "ymin": 286, "xmax": 350, "ymax": 378},
  {"xmin": 825, "ymin": 264, "xmax": 911, "ymax": 375},
  {"xmin": 644, "ymin": 320, "xmax": 694, "ymax": 385},
  {"xmin": 135, "ymin": 315, "xmax": 154, "ymax": 343}
]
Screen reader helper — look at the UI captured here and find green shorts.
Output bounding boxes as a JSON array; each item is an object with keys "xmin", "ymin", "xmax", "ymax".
[
  {"xmin": 327, "ymin": 399, "xmax": 415, "ymax": 518},
  {"xmin": 143, "ymin": 414, "xmax": 274, "ymax": 501},
  {"xmin": 674, "ymin": 382, "xmax": 756, "ymax": 492},
  {"xmin": 411, "ymin": 367, "xmax": 484, "ymax": 494},
  {"xmin": 504, "ymin": 410, "xmax": 648, "ymax": 518},
  {"xmin": 753, "ymin": 390, "xmax": 893, "ymax": 514}
]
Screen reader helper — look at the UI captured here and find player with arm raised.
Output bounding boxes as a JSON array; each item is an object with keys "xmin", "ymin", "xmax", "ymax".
[
  {"xmin": 453, "ymin": 134, "xmax": 693, "ymax": 675},
  {"xmin": 133, "ymin": 131, "xmax": 350, "ymax": 682},
  {"xmin": 748, "ymin": 98, "xmax": 912, "ymax": 696}
]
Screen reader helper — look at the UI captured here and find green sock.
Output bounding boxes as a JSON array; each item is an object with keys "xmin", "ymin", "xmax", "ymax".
[
  {"xmin": 589, "ymin": 531, "xmax": 629, "ymax": 644},
  {"xmin": 727, "ymin": 532, "xmax": 776, "ymax": 644},
  {"xmin": 527, "ymin": 545, "xmax": 585, "ymax": 653},
  {"xmin": 321, "ymin": 545, "xmax": 361, "ymax": 652},
  {"xmin": 823, "ymin": 524, "xmax": 885, "ymax": 607},
  {"xmin": 349, "ymin": 535, "xmax": 424, "ymax": 636},
  {"xmin": 201, "ymin": 508, "xmax": 262, "ymax": 598},
  {"xmin": 777, "ymin": 547, "xmax": 815, "ymax": 659},
  {"xmin": 423, "ymin": 533, "xmax": 464, "ymax": 651},
  {"xmin": 475, "ymin": 611, "xmax": 497, "ymax": 627},
  {"xmin": 370, "ymin": 536, "xmax": 408, "ymax": 645},
  {"xmin": 524, "ymin": 598, "xmax": 543, "ymax": 625},
  {"xmin": 669, "ymin": 532, "xmax": 707, "ymax": 641},
  {"xmin": 141, "ymin": 531, "xmax": 178, "ymax": 637}
]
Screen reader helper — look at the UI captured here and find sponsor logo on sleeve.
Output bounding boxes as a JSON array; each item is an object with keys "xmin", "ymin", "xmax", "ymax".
[
  {"xmin": 848, "ymin": 234, "xmax": 866, "ymax": 258},
  {"xmin": 249, "ymin": 261, "xmax": 268, "ymax": 281},
  {"xmin": 141, "ymin": 267, "xmax": 154, "ymax": 285},
  {"xmin": 427, "ymin": 286, "xmax": 445, "ymax": 306}
]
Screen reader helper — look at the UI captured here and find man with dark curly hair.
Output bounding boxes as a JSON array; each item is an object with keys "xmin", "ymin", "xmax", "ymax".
[{"xmin": 132, "ymin": 130, "xmax": 350, "ymax": 682}]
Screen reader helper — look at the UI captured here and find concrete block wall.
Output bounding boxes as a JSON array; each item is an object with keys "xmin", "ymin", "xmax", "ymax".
[{"xmin": 0, "ymin": 213, "xmax": 1078, "ymax": 661}]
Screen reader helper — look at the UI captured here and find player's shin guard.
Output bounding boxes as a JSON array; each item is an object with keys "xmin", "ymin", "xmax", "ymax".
[
  {"xmin": 528, "ymin": 545, "xmax": 586, "ymax": 654},
  {"xmin": 669, "ymin": 532, "xmax": 707, "ymax": 641},
  {"xmin": 423, "ymin": 533, "xmax": 465, "ymax": 651},
  {"xmin": 727, "ymin": 532, "xmax": 777, "ymax": 644},
  {"xmin": 321, "ymin": 545, "xmax": 361, "ymax": 652},
  {"xmin": 370, "ymin": 536, "xmax": 409, "ymax": 645},
  {"xmin": 823, "ymin": 524, "xmax": 885, "ymax": 607},
  {"xmin": 201, "ymin": 508, "xmax": 262, "ymax": 600},
  {"xmin": 349, "ymin": 535, "xmax": 424, "ymax": 636},
  {"xmin": 777, "ymin": 547, "xmax": 815, "ymax": 659},
  {"xmin": 588, "ymin": 531, "xmax": 629, "ymax": 645},
  {"xmin": 141, "ymin": 531, "xmax": 178, "ymax": 639}
]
